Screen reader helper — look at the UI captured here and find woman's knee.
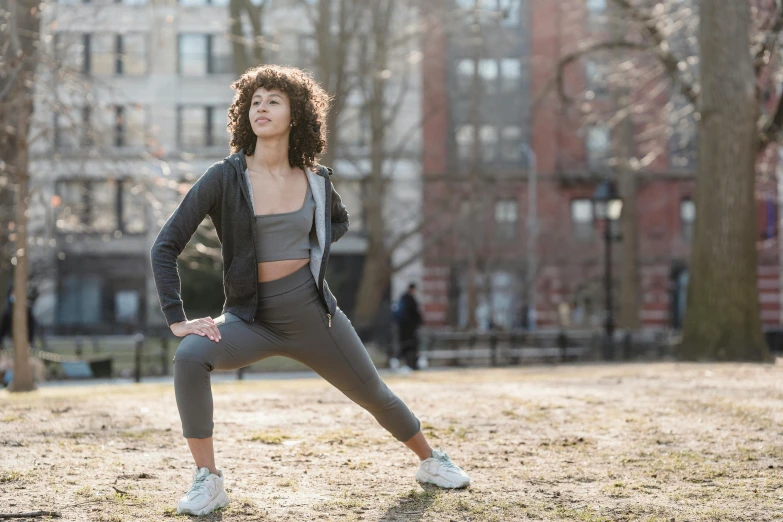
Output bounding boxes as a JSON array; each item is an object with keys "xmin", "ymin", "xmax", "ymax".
[{"xmin": 173, "ymin": 333, "xmax": 214, "ymax": 366}]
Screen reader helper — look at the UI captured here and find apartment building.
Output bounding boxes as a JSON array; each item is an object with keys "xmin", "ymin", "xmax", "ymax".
[
  {"xmin": 420, "ymin": 0, "xmax": 781, "ymax": 331},
  {"xmin": 28, "ymin": 0, "xmax": 423, "ymax": 334}
]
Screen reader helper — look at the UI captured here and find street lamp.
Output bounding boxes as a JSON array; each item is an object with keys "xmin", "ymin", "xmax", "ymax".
[
  {"xmin": 592, "ymin": 180, "xmax": 623, "ymax": 360},
  {"xmin": 520, "ymin": 143, "xmax": 537, "ymax": 331}
]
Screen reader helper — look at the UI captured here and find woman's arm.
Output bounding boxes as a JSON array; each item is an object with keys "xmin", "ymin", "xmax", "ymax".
[
  {"xmin": 330, "ymin": 182, "xmax": 350, "ymax": 243},
  {"xmin": 150, "ymin": 165, "xmax": 223, "ymax": 326}
]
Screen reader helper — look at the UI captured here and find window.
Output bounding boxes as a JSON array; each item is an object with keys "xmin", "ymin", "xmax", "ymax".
[
  {"xmin": 118, "ymin": 34, "xmax": 147, "ymax": 75},
  {"xmin": 586, "ymin": 0, "xmax": 606, "ymax": 15},
  {"xmin": 456, "ymin": 124, "xmax": 474, "ymax": 162},
  {"xmin": 586, "ymin": 126, "xmax": 610, "ymax": 170},
  {"xmin": 209, "ymin": 34, "xmax": 233, "ymax": 73},
  {"xmin": 455, "ymin": 124, "xmax": 499, "ymax": 164},
  {"xmin": 55, "ymin": 105, "xmax": 146, "ymax": 151},
  {"xmin": 113, "ymin": 105, "xmax": 147, "ymax": 148},
  {"xmin": 571, "ymin": 199, "xmax": 594, "ymax": 241},
  {"xmin": 498, "ymin": 0, "xmax": 521, "ymax": 27},
  {"xmin": 480, "ymin": 125, "xmax": 498, "ymax": 162},
  {"xmin": 55, "ymin": 181, "xmax": 89, "ymax": 232},
  {"xmin": 500, "ymin": 126, "xmax": 522, "ymax": 162},
  {"xmin": 179, "ymin": 34, "xmax": 208, "ymax": 76},
  {"xmin": 494, "ymin": 199, "xmax": 518, "ymax": 240},
  {"xmin": 681, "ymin": 198, "xmax": 695, "ymax": 242},
  {"xmin": 55, "ymin": 179, "xmax": 119, "ymax": 234},
  {"xmin": 178, "ymin": 106, "xmax": 229, "ymax": 149},
  {"xmin": 90, "ymin": 34, "xmax": 116, "ymax": 76},
  {"xmin": 178, "ymin": 34, "xmax": 232, "ymax": 76},
  {"xmin": 58, "ymin": 274, "xmax": 102, "ymax": 325},
  {"xmin": 179, "ymin": 107, "xmax": 207, "ymax": 148},
  {"xmin": 91, "ymin": 180, "xmax": 119, "ymax": 232},
  {"xmin": 499, "ymin": 58, "xmax": 520, "ymax": 93},
  {"xmin": 55, "ymin": 33, "xmax": 147, "ymax": 75},
  {"xmin": 456, "ymin": 58, "xmax": 474, "ymax": 93},
  {"xmin": 56, "ymin": 179, "xmax": 145, "ymax": 234},
  {"xmin": 209, "ymin": 106, "xmax": 229, "ymax": 147},
  {"xmin": 585, "ymin": 58, "xmax": 609, "ymax": 97},
  {"xmin": 121, "ymin": 181, "xmax": 147, "ymax": 234},
  {"xmin": 54, "ymin": 107, "xmax": 89, "ymax": 151},
  {"xmin": 54, "ymin": 32, "xmax": 86, "ymax": 71},
  {"xmin": 478, "ymin": 59, "xmax": 498, "ymax": 95}
]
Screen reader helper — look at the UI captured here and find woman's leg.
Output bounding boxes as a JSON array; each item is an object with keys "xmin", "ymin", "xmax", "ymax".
[
  {"xmin": 187, "ymin": 437, "xmax": 217, "ymax": 475},
  {"xmin": 173, "ymin": 312, "xmax": 282, "ymax": 469},
  {"xmin": 403, "ymin": 431, "xmax": 434, "ymax": 461},
  {"xmin": 288, "ymin": 304, "xmax": 422, "ymax": 445}
]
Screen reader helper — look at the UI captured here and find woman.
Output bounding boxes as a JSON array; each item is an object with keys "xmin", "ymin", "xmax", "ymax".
[{"xmin": 151, "ymin": 64, "xmax": 470, "ymax": 516}]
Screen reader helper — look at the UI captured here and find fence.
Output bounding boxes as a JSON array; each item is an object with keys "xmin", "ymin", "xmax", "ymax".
[
  {"xmin": 34, "ymin": 334, "xmax": 175, "ymax": 382},
  {"xmin": 419, "ymin": 328, "xmax": 676, "ymax": 367}
]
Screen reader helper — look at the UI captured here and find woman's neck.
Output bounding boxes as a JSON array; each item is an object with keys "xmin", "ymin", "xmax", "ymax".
[{"xmin": 246, "ymin": 136, "xmax": 291, "ymax": 175}]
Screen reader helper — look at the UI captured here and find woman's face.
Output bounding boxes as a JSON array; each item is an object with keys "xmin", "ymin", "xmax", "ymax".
[{"xmin": 248, "ymin": 87, "xmax": 292, "ymax": 139}]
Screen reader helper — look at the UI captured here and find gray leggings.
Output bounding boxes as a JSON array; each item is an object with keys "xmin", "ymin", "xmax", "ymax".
[{"xmin": 173, "ymin": 264, "xmax": 421, "ymax": 441}]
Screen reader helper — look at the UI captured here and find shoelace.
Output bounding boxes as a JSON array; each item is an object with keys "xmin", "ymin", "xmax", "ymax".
[
  {"xmin": 433, "ymin": 451, "xmax": 459, "ymax": 470},
  {"xmin": 187, "ymin": 472, "xmax": 210, "ymax": 496}
]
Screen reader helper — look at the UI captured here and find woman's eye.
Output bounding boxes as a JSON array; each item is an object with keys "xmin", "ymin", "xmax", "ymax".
[{"xmin": 270, "ymin": 101, "xmax": 278, "ymax": 104}]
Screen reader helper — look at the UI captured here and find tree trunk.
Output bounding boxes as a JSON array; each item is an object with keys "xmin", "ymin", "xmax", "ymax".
[
  {"xmin": 617, "ymin": 112, "xmax": 640, "ymax": 330},
  {"xmin": 229, "ymin": 0, "xmax": 265, "ymax": 76},
  {"xmin": 681, "ymin": 0, "xmax": 770, "ymax": 361},
  {"xmin": 9, "ymin": 127, "xmax": 34, "ymax": 392},
  {"xmin": 352, "ymin": 0, "xmax": 393, "ymax": 330},
  {"xmin": 7, "ymin": 0, "xmax": 39, "ymax": 392}
]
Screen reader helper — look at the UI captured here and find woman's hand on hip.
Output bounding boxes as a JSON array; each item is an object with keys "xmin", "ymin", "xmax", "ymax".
[{"xmin": 170, "ymin": 317, "xmax": 222, "ymax": 342}]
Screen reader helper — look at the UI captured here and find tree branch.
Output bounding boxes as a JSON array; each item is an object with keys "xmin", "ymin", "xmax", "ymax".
[
  {"xmin": 754, "ymin": 0, "xmax": 783, "ymax": 75},
  {"xmin": 611, "ymin": 0, "xmax": 699, "ymax": 105},
  {"xmin": 556, "ymin": 40, "xmax": 648, "ymax": 107}
]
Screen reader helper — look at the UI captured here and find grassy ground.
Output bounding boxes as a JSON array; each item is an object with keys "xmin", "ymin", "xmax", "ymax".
[{"xmin": 1, "ymin": 361, "xmax": 782, "ymax": 521}]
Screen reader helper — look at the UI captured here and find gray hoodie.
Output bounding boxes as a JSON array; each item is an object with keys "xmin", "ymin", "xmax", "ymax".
[{"xmin": 150, "ymin": 150, "xmax": 349, "ymax": 327}]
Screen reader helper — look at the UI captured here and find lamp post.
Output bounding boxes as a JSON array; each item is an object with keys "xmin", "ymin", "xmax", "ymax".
[
  {"xmin": 592, "ymin": 180, "xmax": 623, "ymax": 360},
  {"xmin": 521, "ymin": 143, "xmax": 537, "ymax": 330}
]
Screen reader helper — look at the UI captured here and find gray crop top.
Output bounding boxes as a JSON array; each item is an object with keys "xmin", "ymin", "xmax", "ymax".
[{"xmin": 244, "ymin": 169, "xmax": 316, "ymax": 263}]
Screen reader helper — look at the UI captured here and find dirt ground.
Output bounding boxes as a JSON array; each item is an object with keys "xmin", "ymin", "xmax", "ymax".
[{"xmin": 1, "ymin": 361, "xmax": 783, "ymax": 522}]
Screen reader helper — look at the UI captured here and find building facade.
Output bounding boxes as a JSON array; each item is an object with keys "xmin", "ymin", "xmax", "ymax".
[
  {"xmin": 28, "ymin": 0, "xmax": 423, "ymax": 335},
  {"xmin": 420, "ymin": 0, "xmax": 781, "ymax": 331}
]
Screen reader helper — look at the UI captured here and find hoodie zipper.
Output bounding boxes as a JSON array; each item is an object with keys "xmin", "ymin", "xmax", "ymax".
[
  {"xmin": 234, "ymin": 156, "xmax": 260, "ymax": 319},
  {"xmin": 320, "ymin": 172, "xmax": 333, "ymax": 327}
]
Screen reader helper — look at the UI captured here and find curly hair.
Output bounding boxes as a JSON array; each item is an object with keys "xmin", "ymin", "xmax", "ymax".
[{"xmin": 227, "ymin": 64, "xmax": 331, "ymax": 171}]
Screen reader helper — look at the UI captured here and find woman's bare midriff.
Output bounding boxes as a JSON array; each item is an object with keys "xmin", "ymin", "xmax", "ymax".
[{"xmin": 257, "ymin": 258, "xmax": 310, "ymax": 283}]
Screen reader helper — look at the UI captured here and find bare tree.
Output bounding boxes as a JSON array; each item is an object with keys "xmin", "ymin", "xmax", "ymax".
[
  {"xmin": 555, "ymin": 0, "xmax": 780, "ymax": 359},
  {"xmin": 1, "ymin": 0, "xmax": 42, "ymax": 391},
  {"xmin": 229, "ymin": 0, "xmax": 268, "ymax": 75}
]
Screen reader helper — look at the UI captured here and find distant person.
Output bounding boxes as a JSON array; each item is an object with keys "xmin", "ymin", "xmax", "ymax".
[
  {"xmin": 396, "ymin": 283, "xmax": 423, "ymax": 370},
  {"xmin": 0, "ymin": 286, "xmax": 37, "ymax": 350},
  {"xmin": 150, "ymin": 65, "xmax": 469, "ymax": 516}
]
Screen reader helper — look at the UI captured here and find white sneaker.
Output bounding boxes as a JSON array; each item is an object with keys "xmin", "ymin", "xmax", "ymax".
[
  {"xmin": 176, "ymin": 467, "xmax": 229, "ymax": 516},
  {"xmin": 397, "ymin": 365, "xmax": 413, "ymax": 375},
  {"xmin": 416, "ymin": 449, "xmax": 471, "ymax": 489}
]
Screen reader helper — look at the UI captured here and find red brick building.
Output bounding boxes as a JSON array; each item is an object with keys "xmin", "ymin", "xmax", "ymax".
[{"xmin": 419, "ymin": 0, "xmax": 781, "ymax": 331}]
